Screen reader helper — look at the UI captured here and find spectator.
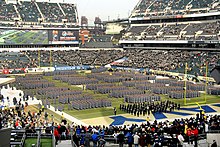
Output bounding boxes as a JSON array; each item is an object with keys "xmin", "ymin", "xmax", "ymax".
[
  {"xmin": 139, "ymin": 133, "xmax": 146, "ymax": 147},
  {"xmin": 117, "ymin": 131, "xmax": 124, "ymax": 147},
  {"xmin": 177, "ymin": 132, "xmax": 185, "ymax": 147},
  {"xmin": 85, "ymin": 130, "xmax": 91, "ymax": 147},
  {"xmin": 72, "ymin": 132, "xmax": 80, "ymax": 146},
  {"xmin": 54, "ymin": 127, "xmax": 59, "ymax": 145},
  {"xmin": 145, "ymin": 132, "xmax": 151, "ymax": 147},
  {"xmin": 211, "ymin": 140, "xmax": 217, "ymax": 147},
  {"xmin": 60, "ymin": 122, "xmax": 67, "ymax": 139},
  {"xmin": 92, "ymin": 132, "xmax": 99, "ymax": 147},
  {"xmin": 98, "ymin": 137, "xmax": 106, "ymax": 147},
  {"xmin": 191, "ymin": 126, "xmax": 198, "ymax": 147},
  {"xmin": 125, "ymin": 131, "xmax": 133, "ymax": 147},
  {"xmin": 133, "ymin": 132, "xmax": 140, "ymax": 147}
]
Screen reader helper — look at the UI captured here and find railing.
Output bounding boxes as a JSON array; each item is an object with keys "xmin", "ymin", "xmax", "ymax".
[
  {"xmin": 36, "ymin": 128, "xmax": 41, "ymax": 147},
  {"xmin": 20, "ymin": 133, "xmax": 26, "ymax": 147},
  {"xmin": 207, "ymin": 130, "xmax": 220, "ymax": 133},
  {"xmin": 70, "ymin": 128, "xmax": 77, "ymax": 147},
  {"xmin": 52, "ymin": 133, "xmax": 56, "ymax": 147},
  {"xmin": 11, "ymin": 128, "xmax": 54, "ymax": 147},
  {"xmin": 52, "ymin": 127, "xmax": 56, "ymax": 147},
  {"xmin": 10, "ymin": 129, "xmax": 26, "ymax": 147}
]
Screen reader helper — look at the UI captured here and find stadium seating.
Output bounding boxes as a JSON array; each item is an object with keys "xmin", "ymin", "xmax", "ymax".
[
  {"xmin": 0, "ymin": 0, "xmax": 18, "ymax": 21},
  {"xmin": 122, "ymin": 21, "xmax": 220, "ymax": 41},
  {"xmin": 0, "ymin": 51, "xmax": 34, "ymax": 69},
  {"xmin": 59, "ymin": 3, "xmax": 77, "ymax": 23},
  {"xmin": 17, "ymin": 1, "xmax": 41, "ymax": 22},
  {"xmin": 131, "ymin": 0, "xmax": 218, "ymax": 18},
  {"xmin": 1, "ymin": 50, "xmax": 220, "ymax": 77},
  {"xmin": 37, "ymin": 2, "xmax": 65, "ymax": 23},
  {"xmin": 0, "ymin": 0, "xmax": 78, "ymax": 24}
]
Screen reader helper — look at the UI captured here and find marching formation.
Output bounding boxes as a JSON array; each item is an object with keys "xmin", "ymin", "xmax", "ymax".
[{"xmin": 120, "ymin": 100, "xmax": 180, "ymax": 116}]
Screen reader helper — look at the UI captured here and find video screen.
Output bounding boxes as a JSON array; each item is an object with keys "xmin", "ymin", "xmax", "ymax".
[
  {"xmin": 48, "ymin": 30, "xmax": 79, "ymax": 44},
  {"xmin": 0, "ymin": 29, "xmax": 48, "ymax": 44},
  {"xmin": 0, "ymin": 29, "xmax": 79, "ymax": 45}
]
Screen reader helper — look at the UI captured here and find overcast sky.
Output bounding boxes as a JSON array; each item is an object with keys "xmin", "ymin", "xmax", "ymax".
[{"xmin": 74, "ymin": 0, "xmax": 139, "ymax": 25}]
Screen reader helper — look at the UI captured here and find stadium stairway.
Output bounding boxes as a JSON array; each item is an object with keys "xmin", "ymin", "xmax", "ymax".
[{"xmin": 57, "ymin": 140, "xmax": 72, "ymax": 147}]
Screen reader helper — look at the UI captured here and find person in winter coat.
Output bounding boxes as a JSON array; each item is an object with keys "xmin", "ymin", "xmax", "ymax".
[
  {"xmin": 117, "ymin": 131, "xmax": 125, "ymax": 147},
  {"xmin": 54, "ymin": 127, "xmax": 59, "ymax": 145},
  {"xmin": 133, "ymin": 132, "xmax": 140, "ymax": 147},
  {"xmin": 92, "ymin": 132, "xmax": 99, "ymax": 147},
  {"xmin": 139, "ymin": 133, "xmax": 146, "ymax": 147},
  {"xmin": 125, "ymin": 131, "xmax": 133, "ymax": 147}
]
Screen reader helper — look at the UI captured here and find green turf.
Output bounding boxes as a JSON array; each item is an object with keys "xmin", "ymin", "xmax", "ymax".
[
  {"xmin": 10, "ymin": 31, "xmax": 34, "ymax": 44},
  {"xmin": 42, "ymin": 74, "xmax": 220, "ymax": 119},
  {"xmin": 0, "ymin": 30, "xmax": 20, "ymax": 44},
  {"xmin": 160, "ymin": 93, "xmax": 220, "ymax": 106},
  {"xmin": 30, "ymin": 104, "xmax": 70, "ymax": 124},
  {"xmin": 64, "ymin": 98, "xmax": 125, "ymax": 119},
  {"xmin": 24, "ymin": 138, "xmax": 52, "ymax": 147},
  {"xmin": 43, "ymin": 76, "xmax": 126, "ymax": 119},
  {"xmin": 13, "ymin": 72, "xmax": 218, "ymax": 120},
  {"xmin": 24, "ymin": 138, "xmax": 37, "ymax": 147},
  {"xmin": 9, "ymin": 30, "xmax": 47, "ymax": 44},
  {"xmin": 40, "ymin": 138, "xmax": 52, "ymax": 147}
]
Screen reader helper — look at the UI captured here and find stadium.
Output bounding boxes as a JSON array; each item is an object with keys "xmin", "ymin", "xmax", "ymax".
[{"xmin": 0, "ymin": 0, "xmax": 220, "ymax": 147}]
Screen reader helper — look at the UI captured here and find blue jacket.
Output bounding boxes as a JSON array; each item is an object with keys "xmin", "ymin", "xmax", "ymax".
[
  {"xmin": 92, "ymin": 133, "xmax": 99, "ymax": 142},
  {"xmin": 125, "ymin": 132, "xmax": 133, "ymax": 144}
]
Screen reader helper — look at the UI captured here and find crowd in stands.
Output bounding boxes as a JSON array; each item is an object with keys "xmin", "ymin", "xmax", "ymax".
[
  {"xmin": 1, "ymin": 102, "xmax": 219, "ymax": 147},
  {"xmin": 0, "ymin": 0, "xmax": 77, "ymax": 24},
  {"xmin": 37, "ymin": 2, "xmax": 65, "ymax": 23},
  {"xmin": 131, "ymin": 0, "xmax": 219, "ymax": 18},
  {"xmin": 0, "ymin": 85, "xmax": 52, "ymax": 132},
  {"xmin": 60, "ymin": 3, "xmax": 77, "ymax": 23},
  {"xmin": 0, "ymin": 50, "xmax": 219, "ymax": 77},
  {"xmin": 114, "ymin": 49, "xmax": 220, "ymax": 75},
  {"xmin": 0, "ymin": 51, "xmax": 37, "ymax": 70},
  {"xmin": 24, "ymin": 49, "xmax": 125, "ymax": 67},
  {"xmin": 122, "ymin": 21, "xmax": 220, "ymax": 41},
  {"xmin": 0, "ymin": 0, "xmax": 18, "ymax": 21},
  {"xmin": 17, "ymin": 1, "xmax": 41, "ymax": 22},
  {"xmin": 64, "ymin": 112, "xmax": 219, "ymax": 147}
]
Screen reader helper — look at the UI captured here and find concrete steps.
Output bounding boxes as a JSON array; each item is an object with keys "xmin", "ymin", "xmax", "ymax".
[{"xmin": 57, "ymin": 140, "xmax": 72, "ymax": 147}]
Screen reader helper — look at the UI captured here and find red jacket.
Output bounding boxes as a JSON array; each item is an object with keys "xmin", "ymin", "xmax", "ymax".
[
  {"xmin": 54, "ymin": 129, "xmax": 59, "ymax": 137},
  {"xmin": 191, "ymin": 128, "xmax": 198, "ymax": 136},
  {"xmin": 186, "ymin": 129, "xmax": 192, "ymax": 136}
]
